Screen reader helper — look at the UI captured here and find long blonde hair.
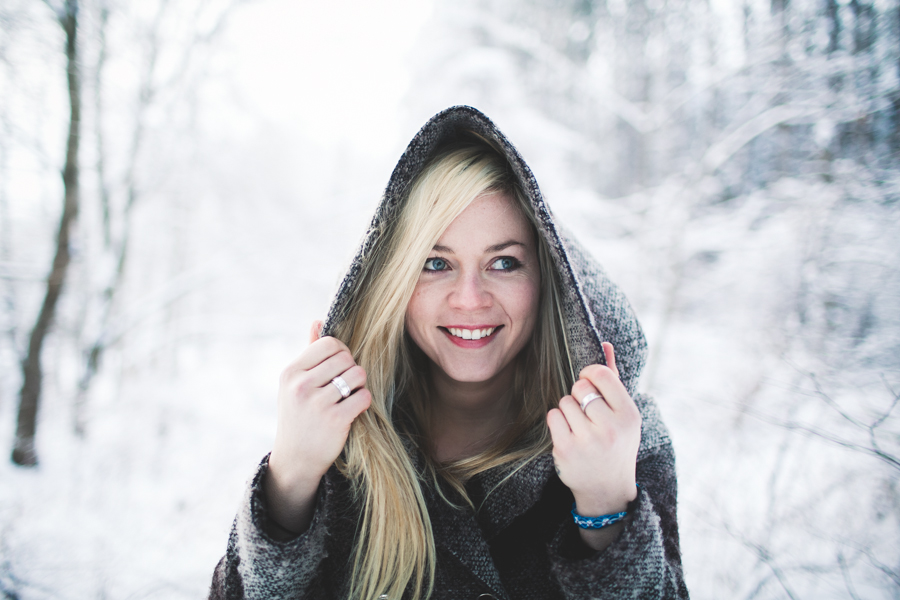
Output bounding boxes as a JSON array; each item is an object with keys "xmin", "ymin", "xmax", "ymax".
[{"xmin": 331, "ymin": 141, "xmax": 575, "ymax": 600}]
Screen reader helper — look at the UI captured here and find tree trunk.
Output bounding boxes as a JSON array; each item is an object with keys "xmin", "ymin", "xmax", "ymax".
[{"xmin": 11, "ymin": 0, "xmax": 80, "ymax": 467}]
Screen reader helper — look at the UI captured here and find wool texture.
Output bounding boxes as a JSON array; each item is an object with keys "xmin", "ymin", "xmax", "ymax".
[{"xmin": 209, "ymin": 106, "xmax": 689, "ymax": 600}]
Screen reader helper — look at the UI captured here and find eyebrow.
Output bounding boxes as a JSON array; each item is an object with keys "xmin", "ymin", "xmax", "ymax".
[{"xmin": 432, "ymin": 240, "xmax": 526, "ymax": 254}]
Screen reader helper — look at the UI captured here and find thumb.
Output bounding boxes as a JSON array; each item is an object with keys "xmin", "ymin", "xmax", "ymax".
[
  {"xmin": 602, "ymin": 342, "xmax": 620, "ymax": 379},
  {"xmin": 309, "ymin": 320, "xmax": 324, "ymax": 344}
]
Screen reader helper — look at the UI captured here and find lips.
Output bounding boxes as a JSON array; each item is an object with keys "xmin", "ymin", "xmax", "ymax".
[{"xmin": 439, "ymin": 325, "xmax": 502, "ymax": 348}]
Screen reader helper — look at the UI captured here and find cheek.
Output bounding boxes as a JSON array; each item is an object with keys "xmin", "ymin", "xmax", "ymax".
[
  {"xmin": 405, "ymin": 288, "xmax": 430, "ymax": 341},
  {"xmin": 511, "ymin": 278, "xmax": 541, "ymax": 334}
]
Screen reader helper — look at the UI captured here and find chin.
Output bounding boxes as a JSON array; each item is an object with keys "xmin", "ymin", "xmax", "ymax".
[
  {"xmin": 435, "ymin": 359, "xmax": 510, "ymax": 385},
  {"xmin": 446, "ymin": 371, "xmax": 498, "ymax": 384}
]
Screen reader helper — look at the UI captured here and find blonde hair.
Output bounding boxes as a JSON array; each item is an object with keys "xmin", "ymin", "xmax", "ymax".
[{"xmin": 331, "ymin": 141, "xmax": 574, "ymax": 600}]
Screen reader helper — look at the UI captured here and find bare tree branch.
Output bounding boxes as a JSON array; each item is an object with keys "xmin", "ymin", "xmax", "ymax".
[
  {"xmin": 723, "ymin": 521, "xmax": 800, "ymax": 600},
  {"xmin": 872, "ymin": 375, "xmax": 900, "ymax": 429},
  {"xmin": 809, "ymin": 372, "xmax": 868, "ymax": 429},
  {"xmin": 743, "ymin": 405, "xmax": 900, "ymax": 472},
  {"xmin": 837, "ymin": 552, "xmax": 864, "ymax": 600}
]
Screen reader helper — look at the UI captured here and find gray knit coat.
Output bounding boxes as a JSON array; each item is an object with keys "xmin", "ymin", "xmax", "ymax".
[{"xmin": 209, "ymin": 106, "xmax": 688, "ymax": 600}]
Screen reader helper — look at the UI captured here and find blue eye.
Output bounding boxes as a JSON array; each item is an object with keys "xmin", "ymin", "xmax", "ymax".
[
  {"xmin": 490, "ymin": 257, "xmax": 519, "ymax": 271},
  {"xmin": 424, "ymin": 257, "xmax": 448, "ymax": 271}
]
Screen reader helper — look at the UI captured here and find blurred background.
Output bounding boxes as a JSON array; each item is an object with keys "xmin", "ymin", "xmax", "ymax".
[{"xmin": 1, "ymin": 0, "xmax": 899, "ymax": 597}]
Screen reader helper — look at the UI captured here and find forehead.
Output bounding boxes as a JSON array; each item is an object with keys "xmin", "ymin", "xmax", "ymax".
[{"xmin": 437, "ymin": 191, "xmax": 534, "ymax": 248}]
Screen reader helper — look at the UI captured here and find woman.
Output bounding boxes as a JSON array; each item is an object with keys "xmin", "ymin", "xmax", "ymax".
[{"xmin": 210, "ymin": 106, "xmax": 687, "ymax": 600}]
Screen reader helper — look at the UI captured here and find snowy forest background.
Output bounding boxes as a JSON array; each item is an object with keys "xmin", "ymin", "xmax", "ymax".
[{"xmin": 2, "ymin": 0, "xmax": 899, "ymax": 597}]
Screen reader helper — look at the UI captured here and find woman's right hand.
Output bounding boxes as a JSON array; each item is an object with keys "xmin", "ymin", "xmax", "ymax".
[{"xmin": 264, "ymin": 321, "xmax": 371, "ymax": 536}]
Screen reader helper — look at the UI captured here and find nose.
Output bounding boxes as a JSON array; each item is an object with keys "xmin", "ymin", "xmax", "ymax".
[{"xmin": 448, "ymin": 270, "xmax": 492, "ymax": 311}]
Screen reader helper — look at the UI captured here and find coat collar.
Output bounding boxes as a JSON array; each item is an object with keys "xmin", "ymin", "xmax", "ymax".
[{"xmin": 420, "ymin": 452, "xmax": 558, "ymax": 600}]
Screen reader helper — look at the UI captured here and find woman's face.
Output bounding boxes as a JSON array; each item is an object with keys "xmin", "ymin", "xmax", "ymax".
[{"xmin": 405, "ymin": 191, "xmax": 541, "ymax": 386}]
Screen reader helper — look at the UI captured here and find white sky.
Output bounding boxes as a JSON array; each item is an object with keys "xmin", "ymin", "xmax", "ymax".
[{"xmin": 225, "ymin": 0, "xmax": 434, "ymax": 156}]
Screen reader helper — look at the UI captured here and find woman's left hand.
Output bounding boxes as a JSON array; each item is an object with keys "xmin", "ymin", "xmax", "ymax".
[{"xmin": 547, "ymin": 342, "xmax": 641, "ymax": 521}]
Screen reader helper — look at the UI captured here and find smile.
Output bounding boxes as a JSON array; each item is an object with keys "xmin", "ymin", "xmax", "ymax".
[
  {"xmin": 439, "ymin": 325, "xmax": 502, "ymax": 348},
  {"xmin": 446, "ymin": 326, "xmax": 497, "ymax": 340}
]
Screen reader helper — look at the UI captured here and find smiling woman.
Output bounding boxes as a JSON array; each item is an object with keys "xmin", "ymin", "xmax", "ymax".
[{"xmin": 209, "ymin": 106, "xmax": 689, "ymax": 600}]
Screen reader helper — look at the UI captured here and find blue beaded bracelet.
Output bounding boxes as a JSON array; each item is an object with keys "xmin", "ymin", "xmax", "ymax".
[{"xmin": 571, "ymin": 503, "xmax": 627, "ymax": 529}]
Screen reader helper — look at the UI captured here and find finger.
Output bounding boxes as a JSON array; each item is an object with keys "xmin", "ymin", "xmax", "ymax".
[
  {"xmin": 578, "ymin": 364, "xmax": 632, "ymax": 413},
  {"xmin": 331, "ymin": 387, "xmax": 372, "ymax": 422},
  {"xmin": 602, "ymin": 342, "xmax": 619, "ymax": 379},
  {"xmin": 312, "ymin": 367, "xmax": 367, "ymax": 407},
  {"xmin": 582, "ymin": 392, "xmax": 618, "ymax": 424},
  {"xmin": 572, "ymin": 378, "xmax": 606, "ymax": 408},
  {"xmin": 572, "ymin": 378, "xmax": 614, "ymax": 416},
  {"xmin": 294, "ymin": 336, "xmax": 351, "ymax": 371},
  {"xmin": 307, "ymin": 353, "xmax": 362, "ymax": 392},
  {"xmin": 309, "ymin": 320, "xmax": 324, "ymax": 345},
  {"xmin": 331, "ymin": 365, "xmax": 367, "ymax": 398},
  {"xmin": 557, "ymin": 395, "xmax": 593, "ymax": 437},
  {"xmin": 546, "ymin": 408, "xmax": 574, "ymax": 454},
  {"xmin": 547, "ymin": 406, "xmax": 572, "ymax": 436}
]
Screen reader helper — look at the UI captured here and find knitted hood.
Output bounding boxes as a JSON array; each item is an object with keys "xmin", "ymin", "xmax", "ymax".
[{"xmin": 321, "ymin": 105, "xmax": 647, "ymax": 395}]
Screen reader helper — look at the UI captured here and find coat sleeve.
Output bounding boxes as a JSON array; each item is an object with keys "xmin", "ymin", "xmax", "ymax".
[
  {"xmin": 208, "ymin": 455, "xmax": 334, "ymax": 600},
  {"xmin": 547, "ymin": 395, "xmax": 689, "ymax": 599}
]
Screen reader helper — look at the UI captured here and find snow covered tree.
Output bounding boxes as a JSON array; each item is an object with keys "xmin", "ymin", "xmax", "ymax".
[
  {"xmin": 11, "ymin": 0, "xmax": 81, "ymax": 467},
  {"xmin": 3, "ymin": 0, "xmax": 239, "ymax": 466}
]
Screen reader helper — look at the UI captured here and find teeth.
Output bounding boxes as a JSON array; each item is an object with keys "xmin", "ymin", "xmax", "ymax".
[{"xmin": 448, "ymin": 327, "xmax": 495, "ymax": 340}]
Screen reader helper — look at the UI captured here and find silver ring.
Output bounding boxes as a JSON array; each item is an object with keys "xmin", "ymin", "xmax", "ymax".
[
  {"xmin": 330, "ymin": 375, "xmax": 351, "ymax": 399},
  {"xmin": 579, "ymin": 392, "xmax": 602, "ymax": 412}
]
